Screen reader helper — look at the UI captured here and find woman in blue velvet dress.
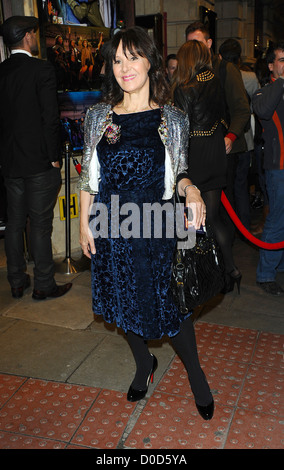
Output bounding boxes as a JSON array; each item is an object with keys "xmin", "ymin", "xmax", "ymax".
[{"xmin": 79, "ymin": 27, "xmax": 214, "ymax": 420}]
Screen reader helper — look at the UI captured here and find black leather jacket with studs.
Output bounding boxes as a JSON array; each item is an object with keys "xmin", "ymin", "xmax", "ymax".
[{"xmin": 174, "ymin": 67, "xmax": 227, "ymax": 137}]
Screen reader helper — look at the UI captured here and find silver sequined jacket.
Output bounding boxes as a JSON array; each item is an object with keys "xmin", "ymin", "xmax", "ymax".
[{"xmin": 78, "ymin": 102, "xmax": 189, "ymax": 199}]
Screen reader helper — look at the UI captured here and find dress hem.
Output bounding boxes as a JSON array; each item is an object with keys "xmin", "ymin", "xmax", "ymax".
[{"xmin": 92, "ymin": 310, "xmax": 193, "ymax": 341}]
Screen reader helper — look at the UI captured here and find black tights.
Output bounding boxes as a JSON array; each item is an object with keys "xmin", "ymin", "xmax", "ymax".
[
  {"xmin": 202, "ymin": 189, "xmax": 236, "ymax": 273},
  {"xmin": 126, "ymin": 317, "xmax": 212, "ymax": 406}
]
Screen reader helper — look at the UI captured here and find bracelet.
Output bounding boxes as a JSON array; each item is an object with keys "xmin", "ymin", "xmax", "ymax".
[{"xmin": 183, "ymin": 184, "xmax": 198, "ymax": 197}]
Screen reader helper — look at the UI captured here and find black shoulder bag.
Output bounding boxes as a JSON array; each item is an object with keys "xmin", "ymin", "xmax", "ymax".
[{"xmin": 170, "ymin": 190, "xmax": 226, "ymax": 314}]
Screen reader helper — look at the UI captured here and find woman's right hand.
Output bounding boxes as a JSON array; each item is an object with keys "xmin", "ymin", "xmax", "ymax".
[
  {"xmin": 80, "ymin": 223, "xmax": 96, "ymax": 258},
  {"xmin": 80, "ymin": 190, "xmax": 96, "ymax": 258}
]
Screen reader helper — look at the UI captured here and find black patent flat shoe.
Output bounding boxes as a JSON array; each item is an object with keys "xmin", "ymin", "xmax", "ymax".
[
  {"xmin": 127, "ymin": 354, "xmax": 158, "ymax": 402},
  {"xmin": 195, "ymin": 399, "xmax": 214, "ymax": 420}
]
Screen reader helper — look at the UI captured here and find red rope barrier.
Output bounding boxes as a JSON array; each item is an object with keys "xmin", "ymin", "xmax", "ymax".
[
  {"xmin": 221, "ymin": 191, "xmax": 284, "ymax": 250},
  {"xmin": 72, "ymin": 157, "xmax": 81, "ymax": 174},
  {"xmin": 73, "ymin": 159, "xmax": 283, "ymax": 250}
]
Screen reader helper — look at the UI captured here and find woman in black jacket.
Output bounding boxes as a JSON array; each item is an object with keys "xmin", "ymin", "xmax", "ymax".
[{"xmin": 173, "ymin": 40, "xmax": 241, "ymax": 293}]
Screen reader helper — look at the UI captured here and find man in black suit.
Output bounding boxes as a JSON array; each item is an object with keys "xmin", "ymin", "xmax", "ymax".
[{"xmin": 0, "ymin": 16, "xmax": 72, "ymax": 300}]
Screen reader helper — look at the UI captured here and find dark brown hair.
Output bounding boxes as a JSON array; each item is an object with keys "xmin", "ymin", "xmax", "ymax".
[
  {"xmin": 185, "ymin": 21, "xmax": 210, "ymax": 40},
  {"xmin": 103, "ymin": 26, "xmax": 170, "ymax": 106},
  {"xmin": 219, "ymin": 38, "xmax": 242, "ymax": 65},
  {"xmin": 266, "ymin": 41, "xmax": 284, "ymax": 65},
  {"xmin": 172, "ymin": 40, "xmax": 212, "ymax": 92}
]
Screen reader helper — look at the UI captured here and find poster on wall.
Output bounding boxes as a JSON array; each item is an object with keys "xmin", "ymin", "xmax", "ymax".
[
  {"xmin": 38, "ymin": 1, "xmax": 111, "ymax": 92},
  {"xmin": 58, "ymin": 90, "xmax": 102, "ymax": 153},
  {"xmin": 37, "ymin": 1, "xmax": 114, "ymax": 154},
  {"xmin": 41, "ymin": 0, "xmax": 114, "ymax": 28},
  {"xmin": 44, "ymin": 22, "xmax": 109, "ymax": 91}
]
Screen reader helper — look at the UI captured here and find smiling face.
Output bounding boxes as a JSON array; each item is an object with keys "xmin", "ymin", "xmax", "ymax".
[{"xmin": 112, "ymin": 41, "xmax": 151, "ymax": 96}]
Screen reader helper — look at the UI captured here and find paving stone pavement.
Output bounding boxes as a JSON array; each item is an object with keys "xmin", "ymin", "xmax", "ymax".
[{"xmin": 0, "ymin": 232, "xmax": 283, "ymax": 452}]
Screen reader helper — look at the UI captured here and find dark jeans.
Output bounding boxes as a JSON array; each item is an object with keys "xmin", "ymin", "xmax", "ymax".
[
  {"xmin": 254, "ymin": 143, "xmax": 269, "ymax": 206},
  {"xmin": 4, "ymin": 168, "xmax": 61, "ymax": 290},
  {"xmin": 256, "ymin": 169, "xmax": 284, "ymax": 282}
]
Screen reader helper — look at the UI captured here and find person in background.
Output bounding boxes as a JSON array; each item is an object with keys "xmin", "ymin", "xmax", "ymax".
[
  {"xmin": 252, "ymin": 42, "xmax": 284, "ymax": 296},
  {"xmin": 185, "ymin": 22, "xmax": 251, "ymax": 245},
  {"xmin": 0, "ymin": 16, "xmax": 72, "ymax": 300},
  {"xmin": 218, "ymin": 38, "xmax": 260, "ymax": 232},
  {"xmin": 173, "ymin": 39, "xmax": 241, "ymax": 294},
  {"xmin": 165, "ymin": 53, "xmax": 177, "ymax": 83},
  {"xmin": 52, "ymin": 34, "xmax": 69, "ymax": 90},
  {"xmin": 79, "ymin": 26, "xmax": 214, "ymax": 420},
  {"xmin": 68, "ymin": 38, "xmax": 81, "ymax": 90},
  {"xmin": 250, "ymin": 56, "xmax": 271, "ymax": 236},
  {"xmin": 80, "ymin": 39, "xmax": 95, "ymax": 83}
]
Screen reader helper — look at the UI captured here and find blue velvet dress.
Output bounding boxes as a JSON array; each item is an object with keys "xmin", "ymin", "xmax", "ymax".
[{"xmin": 91, "ymin": 109, "xmax": 191, "ymax": 340}]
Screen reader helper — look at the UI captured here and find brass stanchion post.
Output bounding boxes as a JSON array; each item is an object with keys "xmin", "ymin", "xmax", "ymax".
[{"xmin": 55, "ymin": 141, "xmax": 90, "ymax": 274}]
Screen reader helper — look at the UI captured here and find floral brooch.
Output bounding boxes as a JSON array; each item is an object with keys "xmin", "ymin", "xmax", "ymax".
[{"xmin": 105, "ymin": 122, "xmax": 121, "ymax": 144}]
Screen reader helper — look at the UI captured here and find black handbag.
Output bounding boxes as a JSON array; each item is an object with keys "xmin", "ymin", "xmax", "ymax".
[{"xmin": 170, "ymin": 197, "xmax": 225, "ymax": 314}]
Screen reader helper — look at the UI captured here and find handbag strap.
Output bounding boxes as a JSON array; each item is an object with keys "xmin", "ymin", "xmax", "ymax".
[
  {"xmin": 173, "ymin": 186, "xmax": 189, "ymax": 314},
  {"xmin": 174, "ymin": 248, "xmax": 189, "ymax": 315}
]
